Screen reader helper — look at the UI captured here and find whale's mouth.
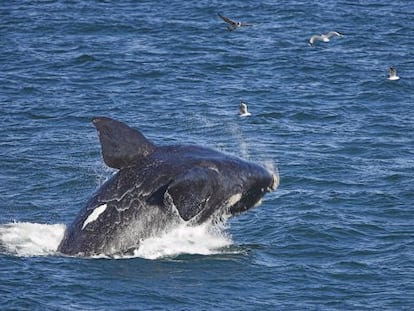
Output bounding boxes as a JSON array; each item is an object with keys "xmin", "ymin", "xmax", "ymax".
[{"xmin": 226, "ymin": 169, "xmax": 279, "ymax": 216}]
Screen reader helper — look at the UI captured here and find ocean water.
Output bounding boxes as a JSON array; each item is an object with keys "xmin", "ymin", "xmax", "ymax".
[{"xmin": 1, "ymin": 0, "xmax": 414, "ymax": 310}]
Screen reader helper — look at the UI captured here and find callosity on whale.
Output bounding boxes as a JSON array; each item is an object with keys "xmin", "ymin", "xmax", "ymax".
[{"xmin": 58, "ymin": 117, "xmax": 279, "ymax": 256}]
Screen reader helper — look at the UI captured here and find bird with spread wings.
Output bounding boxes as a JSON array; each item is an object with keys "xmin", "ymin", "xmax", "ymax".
[{"xmin": 218, "ymin": 13, "xmax": 253, "ymax": 31}]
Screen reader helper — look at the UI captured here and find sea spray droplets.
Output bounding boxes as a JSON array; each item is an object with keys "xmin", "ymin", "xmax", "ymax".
[{"xmin": 263, "ymin": 159, "xmax": 280, "ymax": 190}]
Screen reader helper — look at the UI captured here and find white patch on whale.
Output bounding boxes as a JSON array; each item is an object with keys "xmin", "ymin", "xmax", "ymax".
[
  {"xmin": 226, "ymin": 193, "xmax": 242, "ymax": 207},
  {"xmin": 82, "ymin": 204, "xmax": 108, "ymax": 230}
]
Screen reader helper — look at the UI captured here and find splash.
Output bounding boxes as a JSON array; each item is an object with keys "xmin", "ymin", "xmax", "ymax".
[
  {"xmin": 0, "ymin": 222, "xmax": 66, "ymax": 257},
  {"xmin": 263, "ymin": 159, "xmax": 280, "ymax": 190},
  {"xmin": 0, "ymin": 221, "xmax": 232, "ymax": 260},
  {"xmin": 131, "ymin": 222, "xmax": 232, "ymax": 260}
]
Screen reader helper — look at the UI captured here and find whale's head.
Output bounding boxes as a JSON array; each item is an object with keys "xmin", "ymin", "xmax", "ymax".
[
  {"xmin": 152, "ymin": 144, "xmax": 279, "ymax": 224},
  {"xmin": 226, "ymin": 161, "xmax": 278, "ymax": 216}
]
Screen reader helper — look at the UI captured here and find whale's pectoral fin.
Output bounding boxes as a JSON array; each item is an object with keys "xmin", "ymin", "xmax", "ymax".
[
  {"xmin": 92, "ymin": 117, "xmax": 155, "ymax": 169},
  {"xmin": 165, "ymin": 167, "xmax": 219, "ymax": 221}
]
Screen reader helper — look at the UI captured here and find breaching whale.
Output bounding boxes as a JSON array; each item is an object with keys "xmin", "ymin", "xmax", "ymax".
[{"xmin": 58, "ymin": 117, "xmax": 278, "ymax": 256}]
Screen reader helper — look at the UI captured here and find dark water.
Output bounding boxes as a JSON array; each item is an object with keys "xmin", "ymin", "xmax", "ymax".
[{"xmin": 1, "ymin": 1, "xmax": 414, "ymax": 310}]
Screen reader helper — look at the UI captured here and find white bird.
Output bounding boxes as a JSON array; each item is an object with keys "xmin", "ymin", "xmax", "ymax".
[
  {"xmin": 218, "ymin": 13, "xmax": 253, "ymax": 31},
  {"xmin": 388, "ymin": 66, "xmax": 400, "ymax": 81},
  {"xmin": 239, "ymin": 102, "xmax": 251, "ymax": 117},
  {"xmin": 309, "ymin": 31, "xmax": 344, "ymax": 46}
]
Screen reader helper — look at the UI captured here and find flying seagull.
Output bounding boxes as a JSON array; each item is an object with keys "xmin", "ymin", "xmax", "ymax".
[
  {"xmin": 309, "ymin": 31, "xmax": 344, "ymax": 46},
  {"xmin": 218, "ymin": 13, "xmax": 253, "ymax": 31},
  {"xmin": 388, "ymin": 66, "xmax": 400, "ymax": 81},
  {"xmin": 239, "ymin": 101, "xmax": 251, "ymax": 117}
]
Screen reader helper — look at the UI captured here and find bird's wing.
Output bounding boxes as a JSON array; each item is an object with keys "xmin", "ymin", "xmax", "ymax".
[
  {"xmin": 218, "ymin": 13, "xmax": 237, "ymax": 26},
  {"xmin": 326, "ymin": 31, "xmax": 342, "ymax": 38},
  {"xmin": 309, "ymin": 35, "xmax": 320, "ymax": 45}
]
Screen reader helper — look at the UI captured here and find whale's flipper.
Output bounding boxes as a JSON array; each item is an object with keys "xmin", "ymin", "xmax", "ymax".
[
  {"xmin": 92, "ymin": 117, "xmax": 155, "ymax": 169},
  {"xmin": 165, "ymin": 167, "xmax": 220, "ymax": 222}
]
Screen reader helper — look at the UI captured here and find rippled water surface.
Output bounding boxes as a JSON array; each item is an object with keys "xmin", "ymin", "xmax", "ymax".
[{"xmin": 1, "ymin": 1, "xmax": 414, "ymax": 310}]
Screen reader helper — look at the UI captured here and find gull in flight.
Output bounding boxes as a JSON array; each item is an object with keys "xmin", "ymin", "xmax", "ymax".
[
  {"xmin": 388, "ymin": 66, "xmax": 400, "ymax": 80},
  {"xmin": 239, "ymin": 101, "xmax": 251, "ymax": 117},
  {"xmin": 218, "ymin": 13, "xmax": 253, "ymax": 31},
  {"xmin": 309, "ymin": 31, "xmax": 344, "ymax": 46}
]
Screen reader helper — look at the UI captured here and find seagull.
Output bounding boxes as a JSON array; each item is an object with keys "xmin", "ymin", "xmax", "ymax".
[
  {"xmin": 388, "ymin": 66, "xmax": 400, "ymax": 81},
  {"xmin": 218, "ymin": 13, "xmax": 253, "ymax": 31},
  {"xmin": 309, "ymin": 31, "xmax": 344, "ymax": 46},
  {"xmin": 239, "ymin": 101, "xmax": 251, "ymax": 117}
]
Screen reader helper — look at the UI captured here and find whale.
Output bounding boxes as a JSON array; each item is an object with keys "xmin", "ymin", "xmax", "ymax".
[{"xmin": 58, "ymin": 117, "xmax": 278, "ymax": 256}]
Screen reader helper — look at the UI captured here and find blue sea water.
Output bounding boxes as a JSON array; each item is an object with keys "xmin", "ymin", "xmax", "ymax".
[{"xmin": 1, "ymin": 0, "xmax": 414, "ymax": 309}]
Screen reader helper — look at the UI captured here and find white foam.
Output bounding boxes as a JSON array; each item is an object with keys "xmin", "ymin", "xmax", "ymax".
[
  {"xmin": 82, "ymin": 204, "xmax": 107, "ymax": 230},
  {"xmin": 0, "ymin": 222, "xmax": 66, "ymax": 256},
  {"xmin": 0, "ymin": 220, "xmax": 233, "ymax": 260},
  {"xmin": 132, "ymin": 222, "xmax": 232, "ymax": 260}
]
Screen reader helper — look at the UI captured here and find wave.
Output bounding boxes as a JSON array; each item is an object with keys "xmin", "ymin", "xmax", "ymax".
[{"xmin": 0, "ymin": 221, "xmax": 232, "ymax": 260}]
